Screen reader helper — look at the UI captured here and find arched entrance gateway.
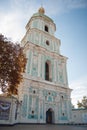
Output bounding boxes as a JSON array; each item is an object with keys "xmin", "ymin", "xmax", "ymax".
[{"xmin": 46, "ymin": 108, "xmax": 54, "ymax": 124}]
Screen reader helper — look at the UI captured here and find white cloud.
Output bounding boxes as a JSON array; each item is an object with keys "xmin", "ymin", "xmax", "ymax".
[
  {"xmin": 0, "ymin": 12, "xmax": 24, "ymax": 42},
  {"xmin": 0, "ymin": 0, "xmax": 87, "ymax": 42},
  {"xmin": 0, "ymin": 0, "xmax": 38, "ymax": 42},
  {"xmin": 67, "ymin": 0, "xmax": 87, "ymax": 9},
  {"xmin": 70, "ymin": 76, "xmax": 87, "ymax": 108},
  {"xmin": 42, "ymin": 0, "xmax": 87, "ymax": 16}
]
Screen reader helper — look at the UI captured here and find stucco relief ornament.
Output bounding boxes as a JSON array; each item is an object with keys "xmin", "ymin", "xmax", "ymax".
[
  {"xmin": 39, "ymin": 91, "xmax": 43, "ymax": 99},
  {"xmin": 55, "ymin": 95, "xmax": 60, "ymax": 102},
  {"xmin": 0, "ymin": 102, "xmax": 10, "ymax": 110}
]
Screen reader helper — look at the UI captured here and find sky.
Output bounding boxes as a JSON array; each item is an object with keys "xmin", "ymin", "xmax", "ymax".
[{"xmin": 0, "ymin": 0, "xmax": 87, "ymax": 107}]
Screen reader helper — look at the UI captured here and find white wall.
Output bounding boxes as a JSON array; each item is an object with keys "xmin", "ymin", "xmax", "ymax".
[{"xmin": 72, "ymin": 109, "xmax": 87, "ymax": 124}]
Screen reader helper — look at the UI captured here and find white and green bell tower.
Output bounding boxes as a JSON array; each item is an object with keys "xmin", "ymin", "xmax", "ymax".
[{"xmin": 18, "ymin": 7, "xmax": 72, "ymax": 124}]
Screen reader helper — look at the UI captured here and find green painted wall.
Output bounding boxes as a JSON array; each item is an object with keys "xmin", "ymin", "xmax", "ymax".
[{"xmin": 22, "ymin": 94, "xmax": 28, "ymax": 118}]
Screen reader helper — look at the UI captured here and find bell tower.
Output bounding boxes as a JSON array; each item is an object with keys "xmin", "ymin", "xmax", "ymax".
[
  {"xmin": 19, "ymin": 7, "xmax": 72, "ymax": 124},
  {"xmin": 21, "ymin": 7, "xmax": 67, "ymax": 85}
]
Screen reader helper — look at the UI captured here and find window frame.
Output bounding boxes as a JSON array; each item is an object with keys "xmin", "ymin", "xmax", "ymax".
[{"xmin": 44, "ymin": 25, "xmax": 49, "ymax": 32}]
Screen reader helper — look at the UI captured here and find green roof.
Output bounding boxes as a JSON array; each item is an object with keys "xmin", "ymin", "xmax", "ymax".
[
  {"xmin": 32, "ymin": 13, "xmax": 54, "ymax": 23},
  {"xmin": 72, "ymin": 108, "xmax": 87, "ymax": 111}
]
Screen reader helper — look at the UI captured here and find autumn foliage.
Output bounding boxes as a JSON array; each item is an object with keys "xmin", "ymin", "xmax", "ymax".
[{"xmin": 0, "ymin": 34, "xmax": 27, "ymax": 95}]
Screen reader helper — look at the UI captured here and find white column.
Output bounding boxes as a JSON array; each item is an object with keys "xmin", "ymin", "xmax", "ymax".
[
  {"xmin": 54, "ymin": 60, "xmax": 57, "ymax": 82},
  {"xmin": 30, "ymin": 51, "xmax": 33, "ymax": 75},
  {"xmin": 42, "ymin": 54, "xmax": 45, "ymax": 79},
  {"xmin": 62, "ymin": 62, "xmax": 65, "ymax": 84},
  {"xmin": 65, "ymin": 62, "xmax": 68, "ymax": 86},
  {"xmin": 38, "ymin": 54, "xmax": 41, "ymax": 77}
]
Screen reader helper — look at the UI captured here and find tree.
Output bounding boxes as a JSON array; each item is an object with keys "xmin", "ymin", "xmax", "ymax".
[
  {"xmin": 0, "ymin": 34, "xmax": 27, "ymax": 95},
  {"xmin": 77, "ymin": 96, "xmax": 87, "ymax": 109}
]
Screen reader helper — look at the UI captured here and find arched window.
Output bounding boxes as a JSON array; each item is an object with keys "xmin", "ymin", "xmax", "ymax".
[
  {"xmin": 45, "ymin": 60, "xmax": 52, "ymax": 81},
  {"xmin": 45, "ymin": 62, "xmax": 49, "ymax": 80},
  {"xmin": 45, "ymin": 25, "xmax": 48, "ymax": 32},
  {"xmin": 46, "ymin": 40, "xmax": 49, "ymax": 46}
]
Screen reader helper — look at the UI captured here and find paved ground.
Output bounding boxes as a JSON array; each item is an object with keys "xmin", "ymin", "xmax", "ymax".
[{"xmin": 0, "ymin": 124, "xmax": 87, "ymax": 130}]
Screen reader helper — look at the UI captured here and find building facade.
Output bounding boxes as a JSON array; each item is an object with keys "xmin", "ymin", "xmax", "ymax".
[
  {"xmin": 18, "ymin": 7, "xmax": 72, "ymax": 124},
  {"xmin": 72, "ymin": 108, "xmax": 87, "ymax": 124}
]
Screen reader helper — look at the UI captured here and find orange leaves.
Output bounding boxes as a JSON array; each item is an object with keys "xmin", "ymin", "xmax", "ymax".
[{"xmin": 0, "ymin": 34, "xmax": 27, "ymax": 95}]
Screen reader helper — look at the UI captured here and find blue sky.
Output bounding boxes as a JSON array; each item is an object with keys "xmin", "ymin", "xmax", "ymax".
[{"xmin": 0, "ymin": 0, "xmax": 87, "ymax": 107}]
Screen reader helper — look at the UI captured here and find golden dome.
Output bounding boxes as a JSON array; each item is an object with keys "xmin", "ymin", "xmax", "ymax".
[{"xmin": 38, "ymin": 7, "xmax": 45, "ymax": 14}]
